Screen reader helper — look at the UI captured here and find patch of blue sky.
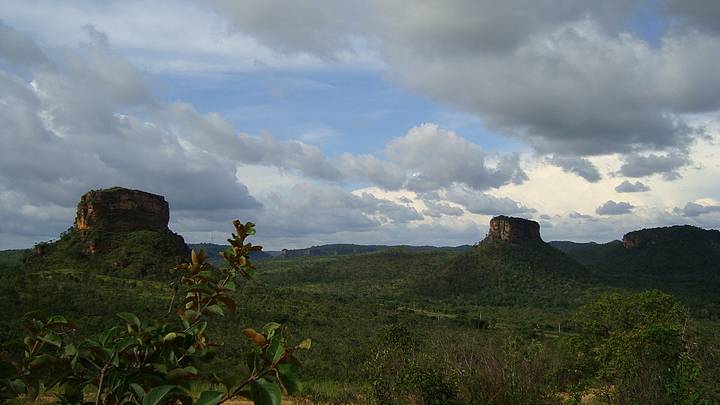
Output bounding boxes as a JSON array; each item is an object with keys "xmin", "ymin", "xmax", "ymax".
[
  {"xmin": 623, "ymin": 0, "xmax": 670, "ymax": 48},
  {"xmin": 147, "ymin": 69, "xmax": 524, "ymax": 157}
]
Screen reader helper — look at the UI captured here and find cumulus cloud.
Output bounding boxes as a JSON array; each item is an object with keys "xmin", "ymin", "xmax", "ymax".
[
  {"xmin": 256, "ymin": 184, "xmax": 422, "ymax": 237},
  {"xmin": 339, "ymin": 123, "xmax": 528, "ymax": 192},
  {"xmin": 615, "ymin": 180, "xmax": 650, "ymax": 193},
  {"xmin": 596, "ymin": 200, "xmax": 634, "ymax": 215},
  {"xmin": 547, "ymin": 155, "xmax": 601, "ymax": 182},
  {"xmin": 0, "ymin": 22, "xmax": 536, "ymax": 249},
  {"xmin": 422, "ymin": 199, "xmax": 464, "ymax": 218},
  {"xmin": 204, "ymin": 0, "xmax": 365, "ymax": 59},
  {"xmin": 569, "ymin": 211, "xmax": 595, "ymax": 219},
  {"xmin": 442, "ymin": 186, "xmax": 535, "ymax": 216},
  {"xmin": 0, "ymin": 25, "xmax": 367, "ymax": 247},
  {"xmin": 0, "ymin": 21, "xmax": 48, "ymax": 66},
  {"xmin": 618, "ymin": 152, "xmax": 689, "ymax": 180},
  {"xmin": 385, "ymin": 123, "xmax": 527, "ymax": 191},
  {"xmin": 673, "ymin": 202, "xmax": 720, "ymax": 217},
  {"xmin": 665, "ymin": 0, "xmax": 720, "ymax": 34}
]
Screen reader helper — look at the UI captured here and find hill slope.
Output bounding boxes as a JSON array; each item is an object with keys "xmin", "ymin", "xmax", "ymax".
[
  {"xmin": 421, "ymin": 240, "xmax": 601, "ymax": 308},
  {"xmin": 566, "ymin": 225, "xmax": 720, "ymax": 316}
]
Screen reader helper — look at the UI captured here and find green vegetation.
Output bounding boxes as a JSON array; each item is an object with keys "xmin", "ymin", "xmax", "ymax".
[
  {"xmin": 565, "ymin": 291, "xmax": 705, "ymax": 403},
  {"xmin": 1, "ymin": 221, "xmax": 309, "ymax": 404},
  {"xmin": 2, "ymin": 223, "xmax": 720, "ymax": 403},
  {"xmin": 566, "ymin": 225, "xmax": 720, "ymax": 319},
  {"xmin": 24, "ymin": 228, "xmax": 189, "ymax": 280},
  {"xmin": 422, "ymin": 240, "xmax": 604, "ymax": 308}
]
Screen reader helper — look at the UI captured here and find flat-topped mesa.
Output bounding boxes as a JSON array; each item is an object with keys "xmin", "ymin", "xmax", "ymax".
[
  {"xmin": 75, "ymin": 187, "xmax": 169, "ymax": 232},
  {"xmin": 622, "ymin": 225, "xmax": 720, "ymax": 249},
  {"xmin": 482, "ymin": 215, "xmax": 542, "ymax": 244}
]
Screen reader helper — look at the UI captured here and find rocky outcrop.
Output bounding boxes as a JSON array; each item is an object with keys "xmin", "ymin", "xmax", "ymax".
[
  {"xmin": 622, "ymin": 225, "xmax": 720, "ymax": 249},
  {"xmin": 28, "ymin": 187, "xmax": 189, "ymax": 278},
  {"xmin": 482, "ymin": 216, "xmax": 542, "ymax": 244},
  {"xmin": 75, "ymin": 187, "xmax": 169, "ymax": 232}
]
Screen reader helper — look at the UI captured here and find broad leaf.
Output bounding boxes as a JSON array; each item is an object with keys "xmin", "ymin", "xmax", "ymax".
[
  {"xmin": 250, "ymin": 378, "xmax": 281, "ymax": 405},
  {"xmin": 117, "ymin": 312, "xmax": 141, "ymax": 331},
  {"xmin": 195, "ymin": 390, "xmax": 224, "ymax": 405},
  {"xmin": 142, "ymin": 385, "xmax": 176, "ymax": 405},
  {"xmin": 278, "ymin": 364, "xmax": 303, "ymax": 395},
  {"xmin": 129, "ymin": 383, "xmax": 145, "ymax": 401},
  {"xmin": 267, "ymin": 336, "xmax": 285, "ymax": 364}
]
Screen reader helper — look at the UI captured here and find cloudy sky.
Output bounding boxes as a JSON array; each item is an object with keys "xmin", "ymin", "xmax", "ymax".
[{"xmin": 2, "ymin": 0, "xmax": 720, "ymax": 249}]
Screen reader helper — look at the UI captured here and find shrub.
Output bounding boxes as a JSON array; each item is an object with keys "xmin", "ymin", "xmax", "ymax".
[
  {"xmin": 565, "ymin": 290, "xmax": 704, "ymax": 404},
  {"xmin": 0, "ymin": 220, "xmax": 310, "ymax": 405}
]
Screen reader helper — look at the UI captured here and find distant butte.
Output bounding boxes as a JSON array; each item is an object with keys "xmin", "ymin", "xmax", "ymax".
[
  {"xmin": 482, "ymin": 215, "xmax": 542, "ymax": 244},
  {"xmin": 75, "ymin": 187, "xmax": 170, "ymax": 233}
]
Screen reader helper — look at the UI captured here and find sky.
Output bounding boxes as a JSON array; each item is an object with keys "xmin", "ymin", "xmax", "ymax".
[{"xmin": 1, "ymin": 0, "xmax": 720, "ymax": 250}]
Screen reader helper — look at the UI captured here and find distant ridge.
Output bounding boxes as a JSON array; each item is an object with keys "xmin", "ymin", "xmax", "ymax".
[
  {"xmin": 548, "ymin": 241, "xmax": 599, "ymax": 253},
  {"xmin": 189, "ymin": 242, "xmax": 472, "ymax": 265}
]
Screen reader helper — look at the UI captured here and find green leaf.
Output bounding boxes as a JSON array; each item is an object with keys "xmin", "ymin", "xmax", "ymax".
[
  {"xmin": 28, "ymin": 354, "xmax": 54, "ymax": 369},
  {"xmin": 117, "ymin": 312, "xmax": 141, "ymax": 331},
  {"xmin": 220, "ymin": 374, "xmax": 244, "ymax": 395},
  {"xmin": 278, "ymin": 364, "xmax": 303, "ymax": 395},
  {"xmin": 195, "ymin": 390, "xmax": 224, "ymax": 405},
  {"xmin": 267, "ymin": 336, "xmax": 285, "ymax": 364},
  {"xmin": 129, "ymin": 383, "xmax": 146, "ymax": 401},
  {"xmin": 38, "ymin": 332, "xmax": 62, "ymax": 347},
  {"xmin": 167, "ymin": 366, "xmax": 199, "ymax": 382},
  {"xmin": 263, "ymin": 322, "xmax": 281, "ymax": 340},
  {"xmin": 250, "ymin": 378, "xmax": 281, "ymax": 405},
  {"xmin": 141, "ymin": 385, "xmax": 175, "ymax": 405},
  {"xmin": 205, "ymin": 304, "xmax": 224, "ymax": 317},
  {"xmin": 115, "ymin": 336, "xmax": 139, "ymax": 353},
  {"xmin": 46, "ymin": 315, "xmax": 69, "ymax": 327},
  {"xmin": 64, "ymin": 343, "xmax": 78, "ymax": 356}
]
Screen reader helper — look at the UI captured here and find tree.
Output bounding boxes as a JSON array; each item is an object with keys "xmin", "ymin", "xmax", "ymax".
[
  {"xmin": 567, "ymin": 290, "xmax": 703, "ymax": 404},
  {"xmin": 0, "ymin": 220, "xmax": 310, "ymax": 405}
]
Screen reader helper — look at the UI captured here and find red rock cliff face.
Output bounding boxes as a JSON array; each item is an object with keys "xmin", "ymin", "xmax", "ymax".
[
  {"xmin": 75, "ymin": 187, "xmax": 170, "ymax": 232},
  {"xmin": 482, "ymin": 216, "xmax": 542, "ymax": 244},
  {"xmin": 622, "ymin": 232, "xmax": 643, "ymax": 249}
]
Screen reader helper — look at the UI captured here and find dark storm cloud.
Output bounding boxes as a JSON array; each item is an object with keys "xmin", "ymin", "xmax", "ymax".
[
  {"xmin": 547, "ymin": 155, "xmax": 602, "ymax": 182},
  {"xmin": 206, "ymin": 0, "xmax": 720, "ymax": 160},
  {"xmin": 0, "ymin": 21, "xmax": 49, "ymax": 65},
  {"xmin": 665, "ymin": 0, "xmax": 720, "ymax": 34},
  {"xmin": 618, "ymin": 152, "xmax": 689, "ymax": 180}
]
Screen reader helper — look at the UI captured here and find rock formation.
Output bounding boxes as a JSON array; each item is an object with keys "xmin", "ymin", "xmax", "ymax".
[
  {"xmin": 28, "ymin": 187, "xmax": 189, "ymax": 278},
  {"xmin": 482, "ymin": 215, "xmax": 542, "ymax": 244},
  {"xmin": 622, "ymin": 225, "xmax": 720, "ymax": 249},
  {"xmin": 75, "ymin": 187, "xmax": 170, "ymax": 232}
]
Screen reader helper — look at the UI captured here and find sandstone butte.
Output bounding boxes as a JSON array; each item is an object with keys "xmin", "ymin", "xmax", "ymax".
[
  {"xmin": 481, "ymin": 215, "xmax": 542, "ymax": 244},
  {"xmin": 64, "ymin": 186, "xmax": 188, "ymax": 260},
  {"xmin": 75, "ymin": 187, "xmax": 170, "ymax": 232}
]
